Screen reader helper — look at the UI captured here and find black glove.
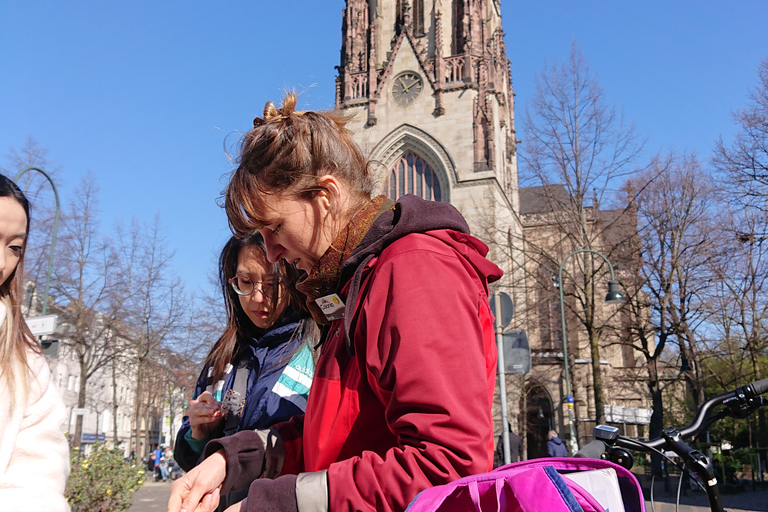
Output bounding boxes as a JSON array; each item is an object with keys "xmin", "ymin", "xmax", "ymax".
[
  {"xmin": 203, "ymin": 430, "xmax": 265, "ymax": 494},
  {"xmin": 245, "ymin": 474, "xmax": 298, "ymax": 512}
]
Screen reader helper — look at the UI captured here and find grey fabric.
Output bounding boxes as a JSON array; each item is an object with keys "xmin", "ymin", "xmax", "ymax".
[
  {"xmin": 296, "ymin": 470, "xmax": 329, "ymax": 512},
  {"xmin": 222, "ymin": 361, "xmax": 250, "ymax": 436},
  {"xmin": 257, "ymin": 428, "xmax": 285, "ymax": 479}
]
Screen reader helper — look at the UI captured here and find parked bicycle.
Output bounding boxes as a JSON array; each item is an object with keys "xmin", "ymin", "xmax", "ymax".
[{"xmin": 575, "ymin": 378, "xmax": 768, "ymax": 512}]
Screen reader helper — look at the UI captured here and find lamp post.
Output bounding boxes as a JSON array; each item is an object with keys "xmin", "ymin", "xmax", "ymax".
[
  {"xmin": 14, "ymin": 167, "xmax": 60, "ymax": 316},
  {"xmin": 557, "ymin": 249, "xmax": 624, "ymax": 455}
]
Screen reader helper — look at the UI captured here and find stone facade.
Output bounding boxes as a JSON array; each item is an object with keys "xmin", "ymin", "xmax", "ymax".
[{"xmin": 334, "ymin": 0, "xmax": 650, "ymax": 461}]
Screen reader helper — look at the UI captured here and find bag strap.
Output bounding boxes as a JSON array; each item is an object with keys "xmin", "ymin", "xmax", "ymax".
[
  {"xmin": 222, "ymin": 361, "xmax": 249, "ymax": 436},
  {"xmin": 468, "ymin": 481, "xmax": 483, "ymax": 512}
]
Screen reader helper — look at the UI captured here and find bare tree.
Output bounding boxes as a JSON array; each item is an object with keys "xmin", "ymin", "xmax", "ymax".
[
  {"xmin": 518, "ymin": 42, "xmax": 644, "ymax": 425},
  {"xmin": 50, "ymin": 173, "xmax": 130, "ymax": 448},
  {"xmin": 707, "ymin": 206, "xmax": 768, "ymax": 382},
  {"xmin": 707, "ymin": 205, "xmax": 768, "ymax": 449},
  {"xmin": 713, "ymin": 57, "xmax": 768, "ymax": 210},
  {"xmin": 115, "ymin": 217, "xmax": 188, "ymax": 457},
  {"xmin": 626, "ymin": 151, "xmax": 723, "ymax": 477}
]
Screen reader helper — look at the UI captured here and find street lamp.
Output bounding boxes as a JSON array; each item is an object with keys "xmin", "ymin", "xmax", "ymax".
[
  {"xmin": 14, "ymin": 167, "xmax": 60, "ymax": 316},
  {"xmin": 557, "ymin": 249, "xmax": 624, "ymax": 455}
]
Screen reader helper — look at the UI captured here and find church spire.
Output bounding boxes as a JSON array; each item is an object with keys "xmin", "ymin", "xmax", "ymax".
[{"xmin": 338, "ymin": 0, "xmax": 517, "ymax": 200}]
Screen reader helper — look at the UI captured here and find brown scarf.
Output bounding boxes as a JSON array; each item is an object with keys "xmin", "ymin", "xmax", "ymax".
[{"xmin": 297, "ymin": 195, "xmax": 390, "ymax": 324}]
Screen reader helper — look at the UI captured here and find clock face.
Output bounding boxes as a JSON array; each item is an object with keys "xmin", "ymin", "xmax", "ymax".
[{"xmin": 391, "ymin": 72, "xmax": 424, "ymax": 105}]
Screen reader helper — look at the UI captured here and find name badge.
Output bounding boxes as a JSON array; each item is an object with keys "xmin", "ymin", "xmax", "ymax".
[{"xmin": 315, "ymin": 293, "xmax": 346, "ymax": 321}]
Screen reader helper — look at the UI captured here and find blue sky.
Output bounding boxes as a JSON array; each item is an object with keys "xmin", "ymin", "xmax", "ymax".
[{"xmin": 1, "ymin": 1, "xmax": 766, "ymax": 296}]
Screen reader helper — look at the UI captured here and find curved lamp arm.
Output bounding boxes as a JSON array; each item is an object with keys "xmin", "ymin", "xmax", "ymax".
[{"xmin": 14, "ymin": 167, "xmax": 61, "ymax": 316}]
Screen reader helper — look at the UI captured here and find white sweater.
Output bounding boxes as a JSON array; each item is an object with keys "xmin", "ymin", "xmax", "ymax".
[{"xmin": 0, "ymin": 303, "xmax": 70, "ymax": 511}]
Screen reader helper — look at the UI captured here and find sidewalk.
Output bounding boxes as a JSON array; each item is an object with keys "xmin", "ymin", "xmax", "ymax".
[
  {"xmin": 641, "ymin": 478, "xmax": 768, "ymax": 512},
  {"xmin": 127, "ymin": 480, "xmax": 173, "ymax": 512}
]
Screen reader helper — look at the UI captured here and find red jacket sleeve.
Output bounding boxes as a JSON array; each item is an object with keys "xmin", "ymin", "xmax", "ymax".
[{"xmin": 326, "ymin": 238, "xmax": 497, "ymax": 511}]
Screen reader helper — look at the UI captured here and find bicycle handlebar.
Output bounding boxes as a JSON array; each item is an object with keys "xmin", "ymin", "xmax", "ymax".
[
  {"xmin": 619, "ymin": 377, "xmax": 768, "ymax": 451},
  {"xmin": 747, "ymin": 377, "xmax": 768, "ymax": 396},
  {"xmin": 575, "ymin": 378, "xmax": 768, "ymax": 512}
]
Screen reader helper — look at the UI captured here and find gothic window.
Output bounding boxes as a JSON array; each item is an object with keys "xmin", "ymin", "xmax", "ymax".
[
  {"xmin": 387, "ymin": 152, "xmax": 442, "ymax": 202},
  {"xmin": 396, "ymin": 0, "xmax": 406, "ymax": 31},
  {"xmin": 413, "ymin": 0, "xmax": 424, "ymax": 35},
  {"xmin": 452, "ymin": 1, "xmax": 466, "ymax": 54},
  {"xmin": 537, "ymin": 265, "xmax": 561, "ymax": 349}
]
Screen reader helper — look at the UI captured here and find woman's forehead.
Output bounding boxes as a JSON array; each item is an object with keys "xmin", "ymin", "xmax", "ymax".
[
  {"xmin": 251, "ymin": 193, "xmax": 307, "ymax": 225},
  {"xmin": 236, "ymin": 245, "xmax": 271, "ymax": 271}
]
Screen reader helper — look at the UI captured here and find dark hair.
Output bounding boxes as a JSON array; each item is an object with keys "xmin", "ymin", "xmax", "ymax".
[
  {"xmin": 203, "ymin": 232, "xmax": 306, "ymax": 384},
  {"xmin": 224, "ymin": 92, "xmax": 374, "ymax": 237}
]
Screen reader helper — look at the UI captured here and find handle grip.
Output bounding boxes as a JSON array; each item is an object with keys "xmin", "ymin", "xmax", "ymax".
[{"xmin": 746, "ymin": 378, "xmax": 768, "ymax": 398}]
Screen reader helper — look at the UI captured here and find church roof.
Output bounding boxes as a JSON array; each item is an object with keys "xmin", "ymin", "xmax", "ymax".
[{"xmin": 519, "ymin": 184, "xmax": 571, "ymax": 215}]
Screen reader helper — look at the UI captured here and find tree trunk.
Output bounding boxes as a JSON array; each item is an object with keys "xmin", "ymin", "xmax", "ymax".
[
  {"xmin": 73, "ymin": 359, "xmax": 88, "ymax": 449},
  {"xmin": 132, "ymin": 358, "xmax": 144, "ymax": 457},
  {"xmin": 644, "ymin": 357, "xmax": 664, "ymax": 477},
  {"xmin": 112, "ymin": 359, "xmax": 119, "ymax": 447},
  {"xmin": 590, "ymin": 329, "xmax": 605, "ymax": 424}
]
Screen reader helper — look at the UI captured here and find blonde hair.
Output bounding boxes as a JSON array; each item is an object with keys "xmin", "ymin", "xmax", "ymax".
[
  {"xmin": 225, "ymin": 92, "xmax": 374, "ymax": 237},
  {"xmin": 0, "ymin": 175, "xmax": 39, "ymax": 412}
]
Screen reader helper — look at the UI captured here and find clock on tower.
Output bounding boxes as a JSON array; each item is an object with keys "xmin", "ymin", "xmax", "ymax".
[{"xmin": 391, "ymin": 71, "xmax": 423, "ymax": 105}]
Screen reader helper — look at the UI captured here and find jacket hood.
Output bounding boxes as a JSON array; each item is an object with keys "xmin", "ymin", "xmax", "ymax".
[
  {"xmin": 339, "ymin": 194, "xmax": 503, "ymax": 353},
  {"xmin": 549, "ymin": 437, "xmax": 564, "ymax": 446},
  {"xmin": 341, "ymin": 194, "xmax": 502, "ymax": 285}
]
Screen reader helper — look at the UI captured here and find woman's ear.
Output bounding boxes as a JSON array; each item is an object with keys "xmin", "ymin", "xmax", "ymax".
[{"xmin": 314, "ymin": 175, "xmax": 345, "ymax": 216}]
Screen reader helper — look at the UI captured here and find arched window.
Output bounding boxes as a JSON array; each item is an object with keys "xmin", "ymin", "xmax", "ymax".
[
  {"xmin": 413, "ymin": 0, "xmax": 424, "ymax": 35},
  {"xmin": 387, "ymin": 151, "xmax": 442, "ymax": 201},
  {"xmin": 396, "ymin": 0, "xmax": 406, "ymax": 29}
]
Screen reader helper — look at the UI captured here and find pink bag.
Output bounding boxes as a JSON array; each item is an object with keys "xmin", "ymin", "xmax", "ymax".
[{"xmin": 406, "ymin": 458, "xmax": 645, "ymax": 512}]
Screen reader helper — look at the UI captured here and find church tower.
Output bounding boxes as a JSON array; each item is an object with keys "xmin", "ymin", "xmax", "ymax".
[
  {"xmin": 336, "ymin": 0, "xmax": 524, "ymax": 441},
  {"xmin": 336, "ymin": 0, "xmax": 521, "ymax": 295}
]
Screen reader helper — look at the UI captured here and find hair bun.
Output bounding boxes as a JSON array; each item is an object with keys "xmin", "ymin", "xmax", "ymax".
[
  {"xmin": 261, "ymin": 93, "xmax": 303, "ymax": 123},
  {"xmin": 263, "ymin": 101, "xmax": 279, "ymax": 121}
]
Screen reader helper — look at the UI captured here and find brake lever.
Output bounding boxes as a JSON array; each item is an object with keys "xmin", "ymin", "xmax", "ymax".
[{"xmin": 724, "ymin": 395, "xmax": 768, "ymax": 419}]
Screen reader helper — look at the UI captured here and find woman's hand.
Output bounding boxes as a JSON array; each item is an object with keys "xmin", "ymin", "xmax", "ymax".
[
  {"xmin": 186, "ymin": 391, "xmax": 223, "ymax": 440},
  {"xmin": 167, "ymin": 450, "xmax": 227, "ymax": 512}
]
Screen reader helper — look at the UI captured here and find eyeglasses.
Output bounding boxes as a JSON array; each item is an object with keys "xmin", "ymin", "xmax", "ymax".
[{"xmin": 228, "ymin": 276, "xmax": 284, "ymax": 299}]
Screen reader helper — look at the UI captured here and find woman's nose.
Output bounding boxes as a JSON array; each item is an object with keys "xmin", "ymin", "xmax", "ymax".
[
  {"xmin": 253, "ymin": 285, "xmax": 268, "ymax": 300},
  {"xmin": 260, "ymin": 232, "xmax": 281, "ymax": 263}
]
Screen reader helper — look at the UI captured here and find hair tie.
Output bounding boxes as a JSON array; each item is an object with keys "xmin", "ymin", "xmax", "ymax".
[{"xmin": 253, "ymin": 117, "xmax": 265, "ymax": 128}]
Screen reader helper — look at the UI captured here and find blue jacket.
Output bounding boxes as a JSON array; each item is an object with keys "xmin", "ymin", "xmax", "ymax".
[
  {"xmin": 174, "ymin": 309, "xmax": 314, "ymax": 472},
  {"xmin": 547, "ymin": 436, "xmax": 569, "ymax": 457}
]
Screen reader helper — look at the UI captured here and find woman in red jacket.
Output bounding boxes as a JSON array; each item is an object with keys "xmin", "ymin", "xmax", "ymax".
[{"xmin": 168, "ymin": 93, "xmax": 503, "ymax": 512}]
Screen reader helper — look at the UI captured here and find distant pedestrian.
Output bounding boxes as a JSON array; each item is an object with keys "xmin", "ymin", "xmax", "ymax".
[
  {"xmin": 153, "ymin": 445, "xmax": 168, "ymax": 481},
  {"xmin": 494, "ymin": 423, "xmax": 523, "ymax": 467},
  {"xmin": 546, "ymin": 429, "xmax": 569, "ymax": 457}
]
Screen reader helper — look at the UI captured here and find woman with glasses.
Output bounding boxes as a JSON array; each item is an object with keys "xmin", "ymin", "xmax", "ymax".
[{"xmin": 174, "ymin": 232, "xmax": 315, "ymax": 509}]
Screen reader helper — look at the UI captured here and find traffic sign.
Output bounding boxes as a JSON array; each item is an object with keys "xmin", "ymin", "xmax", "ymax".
[
  {"xmin": 502, "ymin": 329, "xmax": 530, "ymax": 374},
  {"xmin": 489, "ymin": 292, "xmax": 514, "ymax": 329},
  {"xmin": 25, "ymin": 314, "xmax": 57, "ymax": 336}
]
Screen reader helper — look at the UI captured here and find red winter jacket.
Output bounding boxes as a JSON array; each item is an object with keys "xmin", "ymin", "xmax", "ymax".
[
  {"xmin": 212, "ymin": 196, "xmax": 503, "ymax": 512},
  {"xmin": 282, "ymin": 231, "xmax": 500, "ymax": 511}
]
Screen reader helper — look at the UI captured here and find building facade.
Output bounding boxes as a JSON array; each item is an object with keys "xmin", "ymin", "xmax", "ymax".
[{"xmin": 334, "ymin": 0, "xmax": 650, "ymax": 460}]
